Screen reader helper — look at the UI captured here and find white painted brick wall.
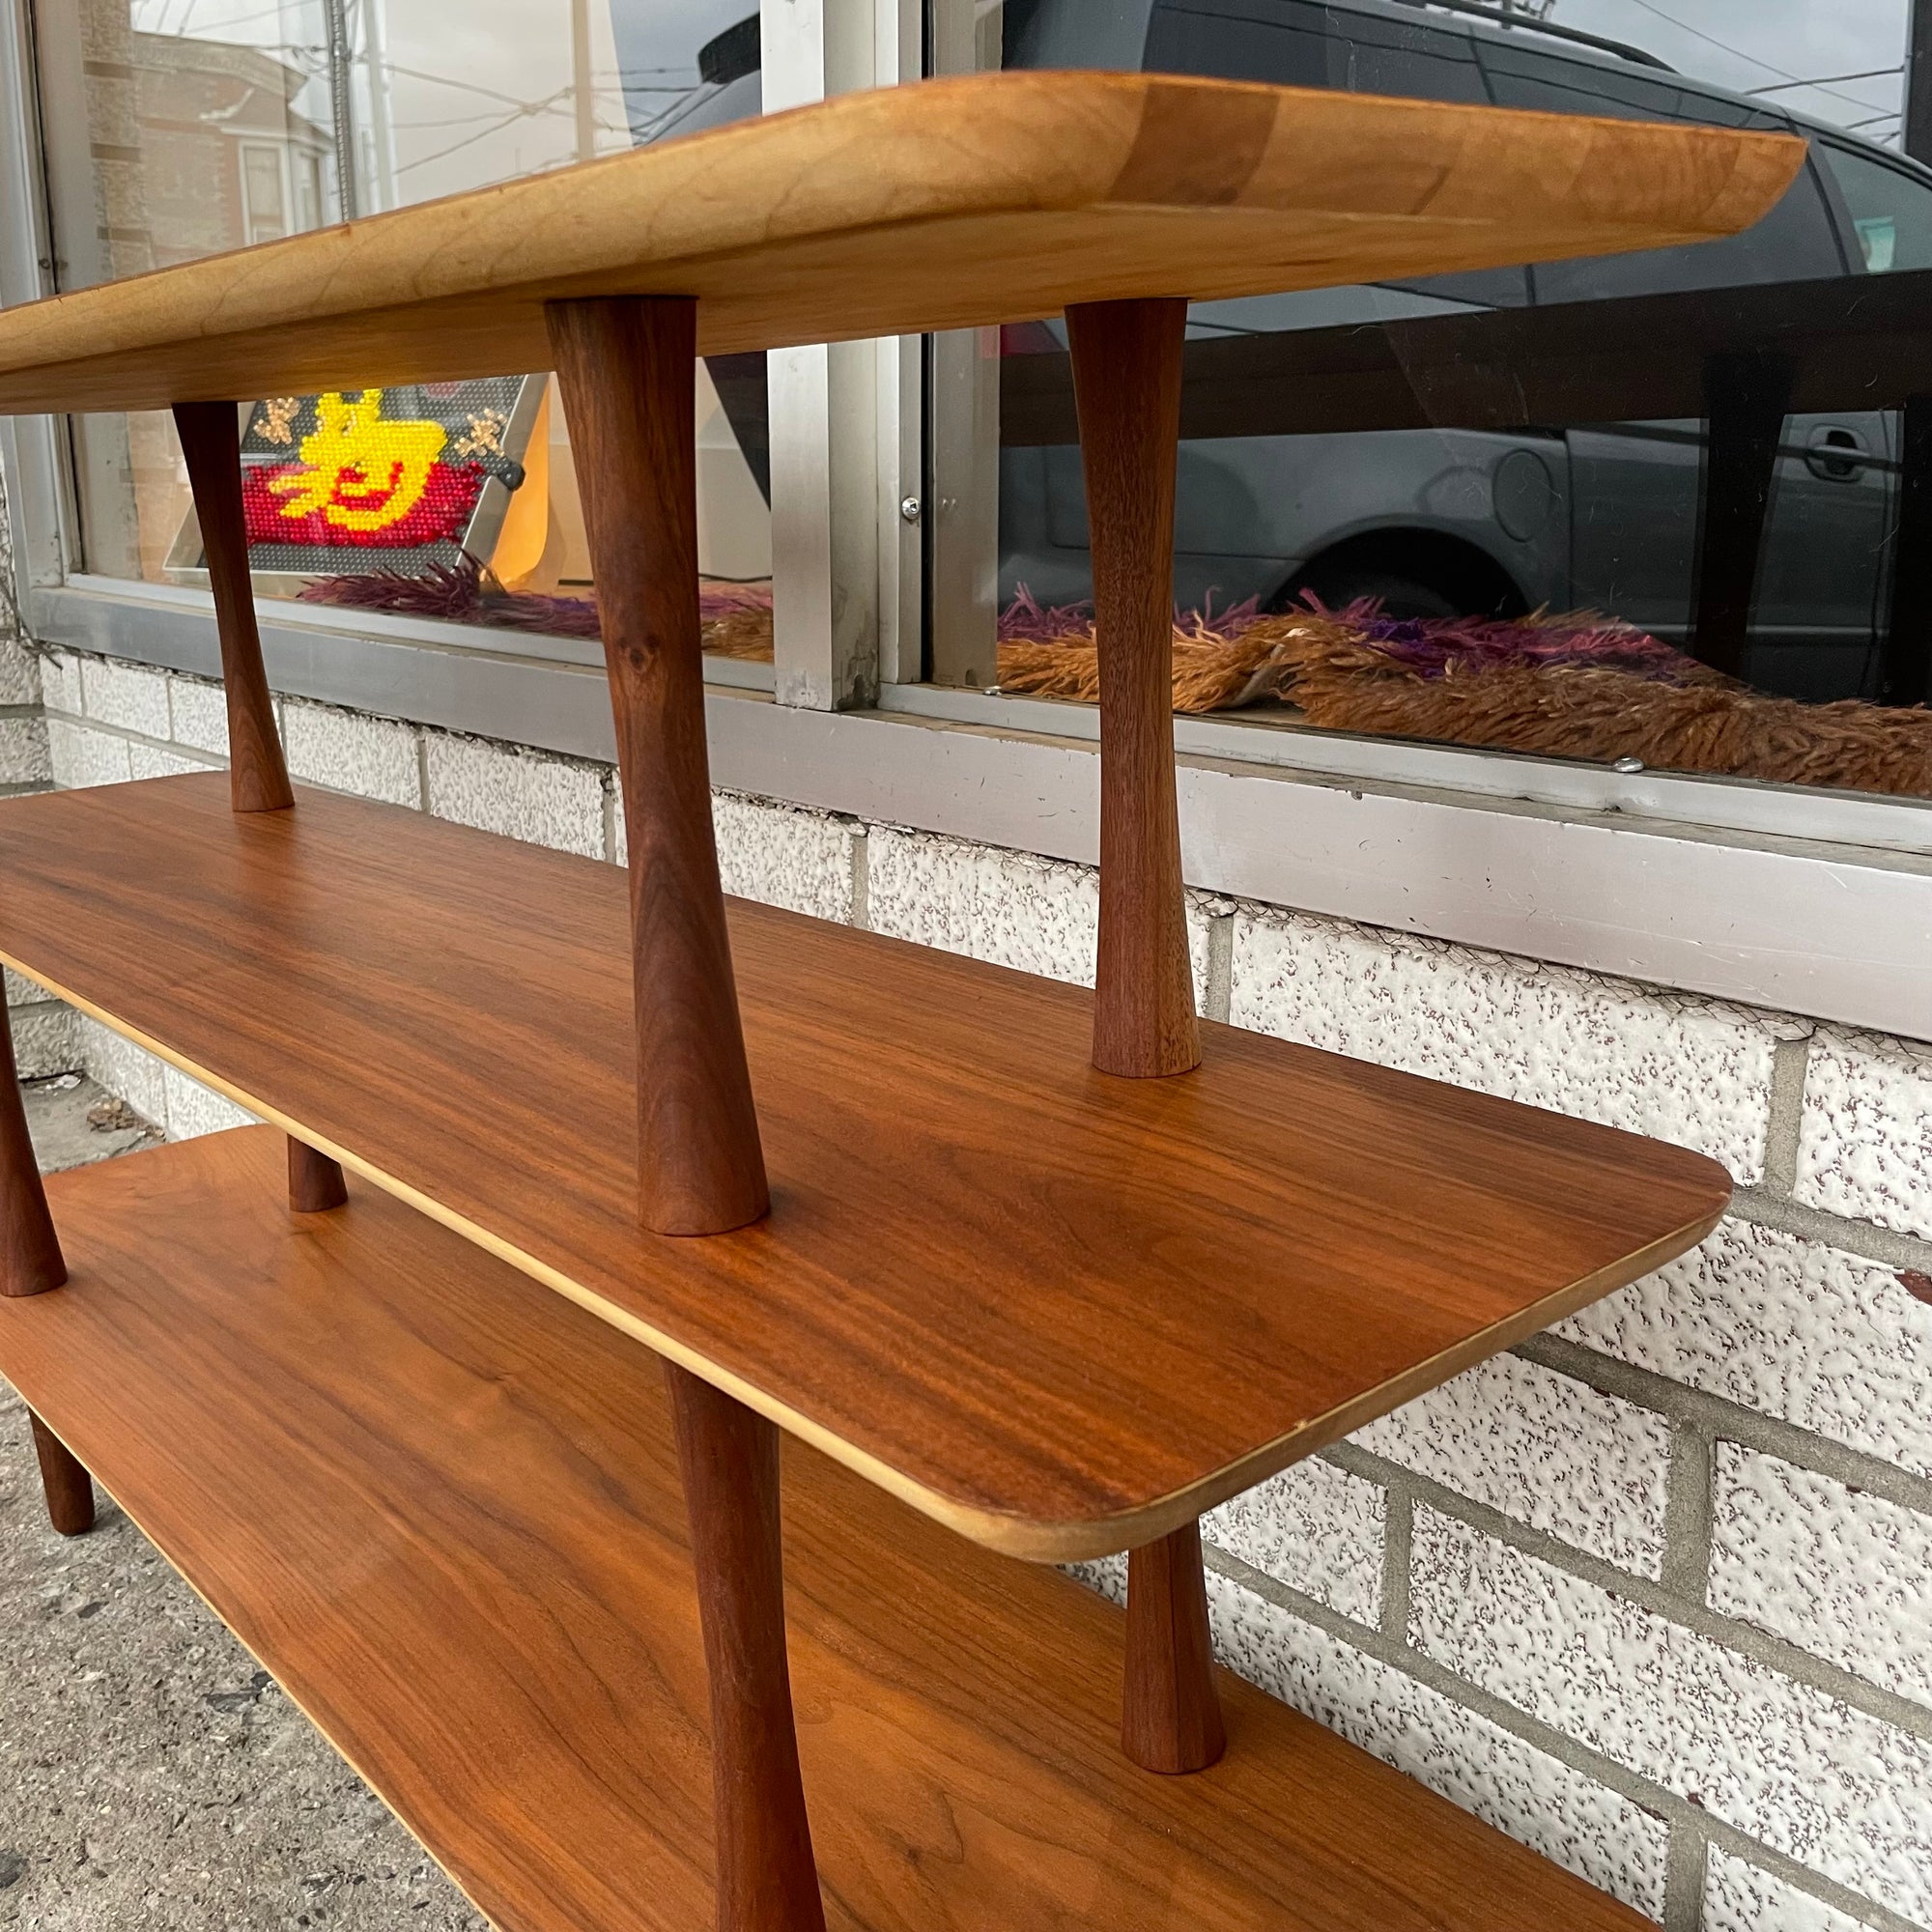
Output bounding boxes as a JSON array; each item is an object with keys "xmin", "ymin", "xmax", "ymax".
[
  {"xmin": 37, "ymin": 647, "xmax": 81, "ymax": 717},
  {"xmin": 0, "ymin": 636, "xmax": 39, "ymax": 706},
  {"xmin": 1409, "ymin": 1506, "xmax": 1932, "ymax": 1922},
  {"xmin": 128, "ymin": 740, "xmax": 208, "ymax": 781},
  {"xmin": 8, "ymin": 1000, "xmax": 78, "ymax": 1079},
  {"xmin": 160, "ymin": 1063, "xmax": 260, "ymax": 1140},
  {"xmin": 863, "ymin": 823, "xmax": 1221, "ymax": 1009},
  {"xmin": 165, "ymin": 674, "xmax": 232, "ymax": 756},
  {"xmin": 1560, "ymin": 1219, "xmax": 1932, "ymax": 1479},
  {"xmin": 867, "ymin": 823, "xmax": 1100, "ymax": 984},
  {"xmin": 1204, "ymin": 1454, "xmax": 1385, "ymax": 1623},
  {"xmin": 284, "ymin": 698, "xmax": 421, "ymax": 809},
  {"xmin": 0, "ymin": 714, "xmax": 48, "ymax": 786},
  {"xmin": 423, "ymin": 733, "xmax": 606, "ymax": 858},
  {"xmin": 75, "ymin": 1014, "xmax": 169, "ymax": 1125},
  {"xmin": 1796, "ymin": 1027, "xmax": 1932, "ymax": 1240},
  {"xmin": 1705, "ymin": 1847, "xmax": 1868, "ymax": 1932},
  {"xmin": 1228, "ymin": 904, "xmax": 1795, "ymax": 1182},
  {"xmin": 1353, "ymin": 1353, "xmax": 1672, "ymax": 1577},
  {"xmin": 78, "ymin": 656, "xmax": 170, "ymax": 738},
  {"xmin": 1711, "ymin": 1444, "xmax": 1932, "ymax": 1712},
  {"xmin": 712, "ymin": 791, "xmax": 854, "ymax": 922},
  {"xmin": 45, "ymin": 717, "xmax": 130, "ymax": 787},
  {"xmin": 1208, "ymin": 1568, "xmax": 1671, "ymax": 1916}
]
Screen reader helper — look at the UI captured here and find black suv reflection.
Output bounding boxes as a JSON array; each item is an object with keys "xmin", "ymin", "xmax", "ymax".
[{"xmin": 1000, "ymin": 0, "xmax": 1932, "ymax": 701}]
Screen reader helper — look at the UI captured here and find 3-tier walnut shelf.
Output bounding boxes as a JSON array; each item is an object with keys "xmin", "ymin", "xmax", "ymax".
[{"xmin": 0, "ymin": 69, "xmax": 1793, "ymax": 1932}]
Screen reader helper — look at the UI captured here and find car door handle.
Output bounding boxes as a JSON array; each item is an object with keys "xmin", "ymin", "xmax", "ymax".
[{"xmin": 1804, "ymin": 426, "xmax": 1868, "ymax": 481}]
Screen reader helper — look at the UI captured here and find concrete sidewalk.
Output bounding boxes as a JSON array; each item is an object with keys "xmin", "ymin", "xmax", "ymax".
[{"xmin": 2, "ymin": 1081, "xmax": 485, "ymax": 1930}]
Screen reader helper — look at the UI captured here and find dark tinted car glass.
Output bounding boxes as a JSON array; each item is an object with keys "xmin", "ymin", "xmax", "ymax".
[
  {"xmin": 1821, "ymin": 144, "xmax": 1932, "ymax": 273},
  {"xmin": 1533, "ymin": 160, "xmax": 1844, "ymax": 302},
  {"xmin": 1100, "ymin": 0, "xmax": 1842, "ymax": 305},
  {"xmin": 1469, "ymin": 37, "xmax": 1846, "ymax": 300},
  {"xmin": 1144, "ymin": 0, "xmax": 1484, "ymax": 102},
  {"xmin": 1476, "ymin": 38, "xmax": 1761, "ymax": 128}
]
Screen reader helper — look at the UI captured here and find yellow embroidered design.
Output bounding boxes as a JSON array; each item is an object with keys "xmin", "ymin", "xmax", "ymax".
[{"xmin": 270, "ymin": 389, "xmax": 448, "ymax": 531}]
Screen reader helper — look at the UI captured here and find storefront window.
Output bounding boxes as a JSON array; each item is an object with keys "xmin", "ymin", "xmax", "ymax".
[
  {"xmin": 38, "ymin": 1, "xmax": 771, "ymax": 628},
  {"xmin": 958, "ymin": 0, "xmax": 1932, "ymax": 801}
]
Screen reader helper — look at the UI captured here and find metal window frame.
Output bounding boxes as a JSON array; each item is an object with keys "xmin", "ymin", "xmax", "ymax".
[{"xmin": 1, "ymin": 0, "xmax": 1929, "ymax": 1042}]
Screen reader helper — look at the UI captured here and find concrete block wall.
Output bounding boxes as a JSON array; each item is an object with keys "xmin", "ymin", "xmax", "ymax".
[{"xmin": 25, "ymin": 642, "xmax": 1932, "ymax": 1932}]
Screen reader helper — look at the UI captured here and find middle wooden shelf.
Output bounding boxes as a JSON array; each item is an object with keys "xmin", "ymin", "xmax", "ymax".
[{"xmin": 0, "ymin": 770, "xmax": 1729, "ymax": 1560}]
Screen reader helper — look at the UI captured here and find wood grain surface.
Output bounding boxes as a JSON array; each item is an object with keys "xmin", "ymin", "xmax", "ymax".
[
  {"xmin": 0, "ymin": 72, "xmax": 1803, "ymax": 413},
  {"xmin": 0, "ymin": 1128, "xmax": 1652, "ymax": 1932},
  {"xmin": 1068, "ymin": 298, "xmax": 1199, "ymax": 1081},
  {"xmin": 171, "ymin": 401, "xmax": 296, "ymax": 815},
  {"xmin": 0, "ymin": 776, "xmax": 1731, "ymax": 1559},
  {"xmin": 664, "ymin": 1362, "xmax": 824, "ymax": 1932},
  {"xmin": 548, "ymin": 298, "xmax": 769, "ymax": 1236},
  {"xmin": 0, "ymin": 997, "xmax": 67, "ymax": 1298},
  {"xmin": 28, "ymin": 1410, "xmax": 94, "ymax": 1536}
]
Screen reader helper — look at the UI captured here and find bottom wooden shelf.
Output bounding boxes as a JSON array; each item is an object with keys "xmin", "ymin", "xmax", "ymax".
[{"xmin": 2, "ymin": 1129, "xmax": 1645, "ymax": 1932}]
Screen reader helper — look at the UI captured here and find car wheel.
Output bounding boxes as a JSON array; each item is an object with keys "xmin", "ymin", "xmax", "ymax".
[{"xmin": 1290, "ymin": 565, "xmax": 1467, "ymax": 621}]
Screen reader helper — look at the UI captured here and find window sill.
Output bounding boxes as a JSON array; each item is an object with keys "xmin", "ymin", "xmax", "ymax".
[
  {"xmin": 882, "ymin": 683, "xmax": 1932, "ymax": 860},
  {"xmin": 23, "ymin": 576, "xmax": 1931, "ymax": 1039}
]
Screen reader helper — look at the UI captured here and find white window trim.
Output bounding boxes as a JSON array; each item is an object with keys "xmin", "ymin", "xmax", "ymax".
[{"xmin": 761, "ymin": 0, "xmax": 923, "ymax": 709}]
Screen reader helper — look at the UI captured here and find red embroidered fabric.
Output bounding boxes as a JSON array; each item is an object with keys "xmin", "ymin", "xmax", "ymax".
[{"xmin": 241, "ymin": 458, "xmax": 484, "ymax": 549}]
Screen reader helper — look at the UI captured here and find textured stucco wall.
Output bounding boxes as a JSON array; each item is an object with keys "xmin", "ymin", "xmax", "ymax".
[{"xmin": 23, "ymin": 639, "xmax": 1932, "ymax": 1932}]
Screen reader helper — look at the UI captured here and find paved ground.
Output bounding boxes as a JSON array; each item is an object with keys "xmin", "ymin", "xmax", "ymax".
[
  {"xmin": 17, "ymin": 1075, "xmax": 162, "ymax": 1174},
  {"xmin": 2, "ymin": 1079, "xmax": 485, "ymax": 1929}
]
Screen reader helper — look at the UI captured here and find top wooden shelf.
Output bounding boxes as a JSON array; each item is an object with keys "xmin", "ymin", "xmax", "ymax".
[
  {"xmin": 0, "ymin": 70, "xmax": 1803, "ymax": 414},
  {"xmin": 0, "ymin": 774, "xmax": 1728, "ymax": 1561}
]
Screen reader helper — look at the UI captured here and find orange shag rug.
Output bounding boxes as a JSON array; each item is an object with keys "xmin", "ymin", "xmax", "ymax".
[
  {"xmin": 996, "ymin": 594, "xmax": 1932, "ymax": 798},
  {"xmin": 298, "ymin": 564, "xmax": 1932, "ymax": 797}
]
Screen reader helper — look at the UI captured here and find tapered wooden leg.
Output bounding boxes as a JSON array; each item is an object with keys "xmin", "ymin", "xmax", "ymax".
[
  {"xmin": 1122, "ymin": 1520, "xmax": 1226, "ymax": 1774},
  {"xmin": 30, "ymin": 1411, "xmax": 94, "ymax": 1536},
  {"xmin": 663, "ymin": 1362, "xmax": 825, "ymax": 1932},
  {"xmin": 546, "ymin": 298, "xmax": 770, "ymax": 1236},
  {"xmin": 173, "ymin": 400, "xmax": 296, "ymax": 814},
  {"xmin": 1, "ymin": 1002, "xmax": 65, "ymax": 1299},
  {"xmin": 6, "ymin": 1013, "xmax": 87, "ymax": 1531},
  {"xmin": 288, "ymin": 1137, "xmax": 349, "ymax": 1212},
  {"xmin": 1687, "ymin": 350, "xmax": 1793, "ymax": 681},
  {"xmin": 1068, "ymin": 299, "xmax": 1216, "ymax": 1766},
  {"xmin": 1882, "ymin": 393, "xmax": 1932, "ymax": 706},
  {"xmin": 1066, "ymin": 297, "xmax": 1200, "ymax": 1081}
]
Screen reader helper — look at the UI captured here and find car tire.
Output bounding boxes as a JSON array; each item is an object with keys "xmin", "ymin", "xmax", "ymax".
[{"xmin": 1289, "ymin": 565, "xmax": 1467, "ymax": 621}]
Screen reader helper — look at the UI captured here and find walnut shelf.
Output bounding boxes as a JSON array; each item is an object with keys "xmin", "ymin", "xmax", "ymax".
[
  {"xmin": 0, "ymin": 71, "xmax": 1800, "ymax": 415},
  {"xmin": 1, "ymin": 1127, "xmax": 1652, "ymax": 1932},
  {"xmin": 0, "ymin": 774, "xmax": 1727, "ymax": 1562}
]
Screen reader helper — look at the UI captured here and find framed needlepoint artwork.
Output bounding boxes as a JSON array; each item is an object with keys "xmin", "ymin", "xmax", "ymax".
[{"xmin": 165, "ymin": 376, "xmax": 545, "ymax": 596}]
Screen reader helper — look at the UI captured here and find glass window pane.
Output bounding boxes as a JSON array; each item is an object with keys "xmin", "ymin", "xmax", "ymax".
[
  {"xmin": 1530, "ymin": 159, "xmax": 1845, "ymax": 303},
  {"xmin": 978, "ymin": 0, "xmax": 1923, "ymax": 793},
  {"xmin": 43, "ymin": 1, "xmax": 772, "ymax": 642}
]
